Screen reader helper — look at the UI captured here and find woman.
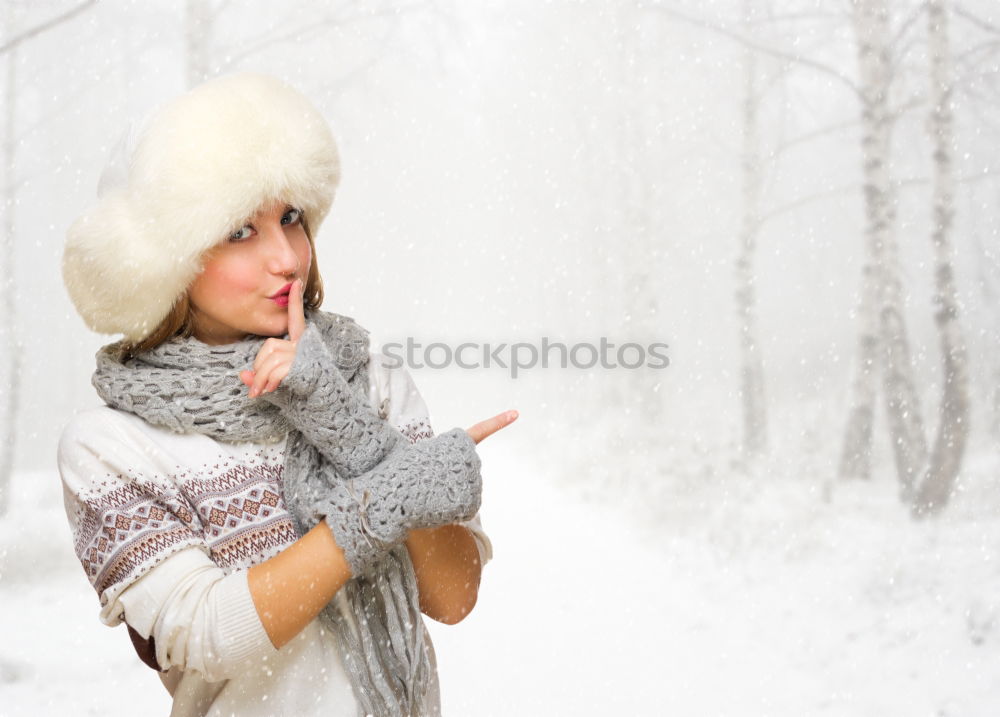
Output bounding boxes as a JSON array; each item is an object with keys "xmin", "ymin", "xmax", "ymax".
[{"xmin": 56, "ymin": 72, "xmax": 516, "ymax": 717}]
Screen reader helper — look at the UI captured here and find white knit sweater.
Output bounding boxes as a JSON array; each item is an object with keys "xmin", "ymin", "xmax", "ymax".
[{"xmin": 57, "ymin": 351, "xmax": 492, "ymax": 717}]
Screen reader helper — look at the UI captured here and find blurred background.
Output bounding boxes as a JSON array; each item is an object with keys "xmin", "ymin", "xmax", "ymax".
[{"xmin": 2, "ymin": 0, "xmax": 1000, "ymax": 714}]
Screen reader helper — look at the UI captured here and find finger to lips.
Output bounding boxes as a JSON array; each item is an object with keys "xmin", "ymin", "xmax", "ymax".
[
  {"xmin": 244, "ymin": 278, "xmax": 302, "ymax": 394},
  {"xmin": 288, "ymin": 279, "xmax": 306, "ymax": 343}
]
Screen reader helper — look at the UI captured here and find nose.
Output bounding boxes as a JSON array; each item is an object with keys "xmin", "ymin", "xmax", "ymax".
[{"xmin": 260, "ymin": 220, "xmax": 300, "ymax": 277}]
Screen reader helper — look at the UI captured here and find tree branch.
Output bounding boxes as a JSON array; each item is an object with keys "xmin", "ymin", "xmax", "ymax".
[
  {"xmin": 758, "ymin": 167, "xmax": 1000, "ymax": 230},
  {"xmin": 211, "ymin": 0, "xmax": 236, "ymax": 18},
  {"xmin": 954, "ymin": 38, "xmax": 1000, "ymax": 65},
  {"xmin": 641, "ymin": 2, "xmax": 860, "ymax": 97},
  {"xmin": 745, "ymin": 11, "xmax": 843, "ymax": 25},
  {"xmin": 0, "ymin": 0, "xmax": 97, "ymax": 55},
  {"xmin": 218, "ymin": 1, "xmax": 430, "ymax": 70},
  {"xmin": 888, "ymin": 94, "xmax": 927, "ymax": 122},
  {"xmin": 891, "ymin": 1, "xmax": 928, "ymax": 48},
  {"xmin": 894, "ymin": 169, "xmax": 1000, "ymax": 190},
  {"xmin": 773, "ymin": 117, "xmax": 859, "ymax": 157},
  {"xmin": 758, "ymin": 184, "xmax": 859, "ymax": 228},
  {"xmin": 953, "ymin": 2, "xmax": 1000, "ymax": 35}
]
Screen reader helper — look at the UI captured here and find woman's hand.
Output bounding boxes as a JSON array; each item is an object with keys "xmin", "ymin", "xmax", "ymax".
[
  {"xmin": 466, "ymin": 410, "xmax": 519, "ymax": 444},
  {"xmin": 240, "ymin": 278, "xmax": 306, "ymax": 398}
]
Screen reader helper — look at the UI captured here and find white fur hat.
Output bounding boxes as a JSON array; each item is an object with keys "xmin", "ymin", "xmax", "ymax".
[{"xmin": 63, "ymin": 72, "xmax": 341, "ymax": 342}]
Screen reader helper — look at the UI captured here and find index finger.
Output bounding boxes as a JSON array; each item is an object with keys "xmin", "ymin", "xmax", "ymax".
[
  {"xmin": 288, "ymin": 278, "xmax": 306, "ymax": 343},
  {"xmin": 466, "ymin": 410, "xmax": 518, "ymax": 445}
]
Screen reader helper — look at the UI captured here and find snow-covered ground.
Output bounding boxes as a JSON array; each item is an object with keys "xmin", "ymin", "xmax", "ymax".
[
  {"xmin": 434, "ymin": 434, "xmax": 1000, "ymax": 716},
  {"xmin": 2, "ymin": 433, "xmax": 1000, "ymax": 716}
]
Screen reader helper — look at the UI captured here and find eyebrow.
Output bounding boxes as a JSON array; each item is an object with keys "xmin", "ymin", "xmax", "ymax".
[{"xmin": 245, "ymin": 203, "xmax": 296, "ymax": 222}]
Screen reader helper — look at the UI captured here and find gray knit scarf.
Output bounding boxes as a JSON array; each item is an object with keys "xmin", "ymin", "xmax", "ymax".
[{"xmin": 92, "ymin": 310, "xmax": 436, "ymax": 717}]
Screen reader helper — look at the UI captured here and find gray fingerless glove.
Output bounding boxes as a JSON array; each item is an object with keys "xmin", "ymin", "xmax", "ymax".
[
  {"xmin": 314, "ymin": 427, "xmax": 483, "ymax": 578},
  {"xmin": 261, "ymin": 322, "xmax": 403, "ymax": 476}
]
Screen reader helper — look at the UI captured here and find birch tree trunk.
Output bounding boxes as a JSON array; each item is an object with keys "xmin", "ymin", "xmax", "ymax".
[
  {"xmin": 614, "ymin": 6, "xmax": 662, "ymax": 424},
  {"xmin": 0, "ymin": 7, "xmax": 20, "ymax": 516},
  {"xmin": 975, "ymin": 210, "xmax": 1000, "ymax": 445},
  {"xmin": 911, "ymin": 0, "xmax": 970, "ymax": 517},
  {"xmin": 0, "ymin": 2, "xmax": 96, "ymax": 517},
  {"xmin": 850, "ymin": 0, "xmax": 927, "ymax": 500},
  {"xmin": 838, "ymin": 262, "xmax": 880, "ymax": 481},
  {"xmin": 735, "ymin": 2, "xmax": 767, "ymax": 460},
  {"xmin": 838, "ymin": 4, "xmax": 884, "ymax": 483}
]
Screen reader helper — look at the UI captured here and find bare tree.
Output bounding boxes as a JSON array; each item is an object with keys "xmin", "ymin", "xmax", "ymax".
[
  {"xmin": 192, "ymin": 1, "xmax": 434, "ymax": 92},
  {"xmin": 735, "ymin": 0, "xmax": 769, "ymax": 460},
  {"xmin": 841, "ymin": 0, "xmax": 931, "ymax": 497},
  {"xmin": 648, "ymin": 4, "xmax": 867, "ymax": 469},
  {"xmin": 0, "ymin": 0, "xmax": 95, "ymax": 55},
  {"xmin": 951, "ymin": 2, "xmax": 1000, "ymax": 447},
  {"xmin": 911, "ymin": 0, "xmax": 970, "ymax": 516},
  {"xmin": 972, "ymin": 216, "xmax": 1000, "ymax": 446},
  {"xmin": 0, "ymin": 2, "xmax": 19, "ymax": 516},
  {"xmin": 836, "ymin": 0, "xmax": 882, "ymax": 482},
  {"xmin": 650, "ymin": 1, "xmax": 976, "ymax": 515},
  {"xmin": 0, "ymin": 0, "xmax": 97, "ymax": 516},
  {"xmin": 969, "ymin": 193, "xmax": 1000, "ymax": 445},
  {"xmin": 612, "ymin": 5, "xmax": 664, "ymax": 424}
]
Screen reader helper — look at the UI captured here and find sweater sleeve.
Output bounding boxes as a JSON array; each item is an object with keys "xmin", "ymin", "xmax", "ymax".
[
  {"xmin": 368, "ymin": 350, "xmax": 494, "ymax": 568},
  {"xmin": 115, "ymin": 546, "xmax": 278, "ymax": 682},
  {"xmin": 57, "ymin": 409, "xmax": 207, "ymax": 623},
  {"xmin": 57, "ymin": 409, "xmax": 278, "ymax": 680}
]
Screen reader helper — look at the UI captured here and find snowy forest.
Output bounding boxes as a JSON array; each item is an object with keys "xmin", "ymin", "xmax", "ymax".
[{"xmin": 2, "ymin": 0, "xmax": 1000, "ymax": 714}]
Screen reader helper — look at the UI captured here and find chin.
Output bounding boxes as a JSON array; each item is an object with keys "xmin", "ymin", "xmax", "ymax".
[{"xmin": 257, "ymin": 321, "xmax": 290, "ymax": 338}]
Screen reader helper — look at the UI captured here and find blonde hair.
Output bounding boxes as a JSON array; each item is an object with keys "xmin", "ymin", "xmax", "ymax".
[{"xmin": 118, "ymin": 215, "xmax": 324, "ymax": 360}]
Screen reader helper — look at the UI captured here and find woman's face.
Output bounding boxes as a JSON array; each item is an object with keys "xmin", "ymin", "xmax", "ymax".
[{"xmin": 187, "ymin": 198, "xmax": 312, "ymax": 345}]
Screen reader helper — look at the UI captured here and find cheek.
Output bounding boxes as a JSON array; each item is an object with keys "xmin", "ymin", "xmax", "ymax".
[
  {"xmin": 190, "ymin": 255, "xmax": 259, "ymax": 304},
  {"xmin": 295, "ymin": 235, "xmax": 313, "ymax": 276}
]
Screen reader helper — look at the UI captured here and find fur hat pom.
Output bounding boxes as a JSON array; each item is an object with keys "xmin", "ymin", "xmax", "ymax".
[{"xmin": 63, "ymin": 72, "xmax": 341, "ymax": 342}]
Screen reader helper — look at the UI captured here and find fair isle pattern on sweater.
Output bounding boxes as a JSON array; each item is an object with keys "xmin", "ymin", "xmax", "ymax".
[
  {"xmin": 70, "ymin": 418, "xmax": 433, "ymax": 602},
  {"xmin": 70, "ymin": 444, "xmax": 292, "ymax": 600}
]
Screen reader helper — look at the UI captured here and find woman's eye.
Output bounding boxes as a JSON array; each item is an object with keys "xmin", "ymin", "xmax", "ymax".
[
  {"xmin": 282, "ymin": 208, "xmax": 302, "ymax": 226},
  {"xmin": 229, "ymin": 225, "xmax": 253, "ymax": 242}
]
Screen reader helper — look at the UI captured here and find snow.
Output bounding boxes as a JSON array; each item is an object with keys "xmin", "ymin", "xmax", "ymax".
[
  {"xmin": 431, "ymin": 438, "xmax": 1000, "ymax": 716},
  {"xmin": 4, "ymin": 0, "xmax": 999, "ymax": 714},
  {"xmin": 0, "ymin": 471, "xmax": 172, "ymax": 715},
  {"xmin": 4, "ymin": 435, "xmax": 999, "ymax": 715}
]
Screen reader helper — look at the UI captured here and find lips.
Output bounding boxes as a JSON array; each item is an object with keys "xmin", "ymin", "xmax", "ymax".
[{"xmin": 269, "ymin": 282, "xmax": 293, "ymax": 300}]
